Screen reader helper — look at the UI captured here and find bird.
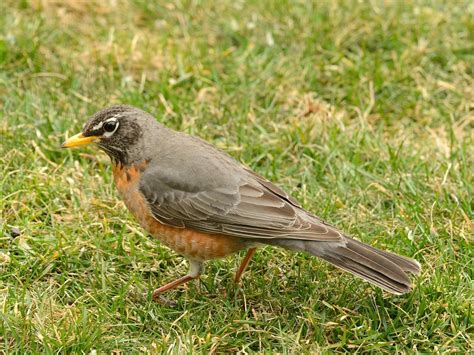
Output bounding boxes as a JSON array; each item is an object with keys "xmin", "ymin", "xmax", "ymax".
[{"xmin": 62, "ymin": 105, "xmax": 421, "ymax": 299}]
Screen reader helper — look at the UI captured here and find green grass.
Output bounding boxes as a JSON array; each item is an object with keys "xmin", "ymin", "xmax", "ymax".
[{"xmin": 1, "ymin": 0, "xmax": 472, "ymax": 352}]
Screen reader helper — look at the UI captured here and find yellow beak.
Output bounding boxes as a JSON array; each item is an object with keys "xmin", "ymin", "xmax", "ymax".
[{"xmin": 61, "ymin": 132, "xmax": 99, "ymax": 148}]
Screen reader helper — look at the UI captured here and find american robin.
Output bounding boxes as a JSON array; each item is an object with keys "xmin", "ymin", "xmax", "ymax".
[{"xmin": 62, "ymin": 105, "xmax": 421, "ymax": 299}]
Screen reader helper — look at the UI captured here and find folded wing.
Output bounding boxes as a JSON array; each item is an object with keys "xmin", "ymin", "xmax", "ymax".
[{"xmin": 139, "ymin": 164, "xmax": 342, "ymax": 242}]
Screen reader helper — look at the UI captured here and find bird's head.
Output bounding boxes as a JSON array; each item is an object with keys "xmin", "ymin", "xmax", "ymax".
[{"xmin": 61, "ymin": 105, "xmax": 152, "ymax": 164}]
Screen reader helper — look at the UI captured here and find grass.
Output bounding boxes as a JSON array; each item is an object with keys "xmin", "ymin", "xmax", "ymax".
[{"xmin": 0, "ymin": 0, "xmax": 472, "ymax": 352}]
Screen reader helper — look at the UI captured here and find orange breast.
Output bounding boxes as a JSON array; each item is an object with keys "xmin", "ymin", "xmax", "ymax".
[{"xmin": 112, "ymin": 162, "xmax": 247, "ymax": 261}]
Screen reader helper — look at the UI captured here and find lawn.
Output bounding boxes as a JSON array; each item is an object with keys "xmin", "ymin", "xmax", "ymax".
[{"xmin": 0, "ymin": 0, "xmax": 472, "ymax": 352}]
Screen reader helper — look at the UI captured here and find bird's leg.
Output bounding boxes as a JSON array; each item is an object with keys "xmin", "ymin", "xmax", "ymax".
[
  {"xmin": 234, "ymin": 247, "xmax": 257, "ymax": 283},
  {"xmin": 152, "ymin": 260, "xmax": 203, "ymax": 300}
]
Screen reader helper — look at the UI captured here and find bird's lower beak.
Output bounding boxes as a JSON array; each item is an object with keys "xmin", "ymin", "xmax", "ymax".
[{"xmin": 61, "ymin": 132, "xmax": 99, "ymax": 148}]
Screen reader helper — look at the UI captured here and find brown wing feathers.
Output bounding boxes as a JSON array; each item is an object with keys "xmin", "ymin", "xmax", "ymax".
[{"xmin": 140, "ymin": 168, "xmax": 341, "ymax": 242}]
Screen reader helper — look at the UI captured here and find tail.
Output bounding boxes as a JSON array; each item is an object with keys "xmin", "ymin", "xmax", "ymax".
[{"xmin": 270, "ymin": 237, "xmax": 421, "ymax": 294}]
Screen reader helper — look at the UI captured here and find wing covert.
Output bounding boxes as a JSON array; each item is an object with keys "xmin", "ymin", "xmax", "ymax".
[{"xmin": 139, "ymin": 164, "xmax": 342, "ymax": 241}]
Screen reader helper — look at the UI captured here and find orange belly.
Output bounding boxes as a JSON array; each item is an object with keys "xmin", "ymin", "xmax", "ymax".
[{"xmin": 112, "ymin": 162, "xmax": 247, "ymax": 261}]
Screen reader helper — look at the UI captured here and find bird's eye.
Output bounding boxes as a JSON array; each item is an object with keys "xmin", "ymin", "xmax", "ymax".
[{"xmin": 103, "ymin": 120, "xmax": 118, "ymax": 133}]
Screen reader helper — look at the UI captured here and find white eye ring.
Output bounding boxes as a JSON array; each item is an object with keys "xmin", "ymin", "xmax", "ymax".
[{"xmin": 103, "ymin": 118, "xmax": 119, "ymax": 137}]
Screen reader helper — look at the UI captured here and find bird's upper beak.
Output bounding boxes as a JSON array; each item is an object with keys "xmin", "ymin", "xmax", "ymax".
[{"xmin": 61, "ymin": 132, "xmax": 99, "ymax": 148}]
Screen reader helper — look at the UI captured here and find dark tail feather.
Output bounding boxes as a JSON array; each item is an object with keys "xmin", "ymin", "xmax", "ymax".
[
  {"xmin": 271, "ymin": 237, "xmax": 421, "ymax": 295},
  {"xmin": 347, "ymin": 237, "xmax": 421, "ymax": 275}
]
